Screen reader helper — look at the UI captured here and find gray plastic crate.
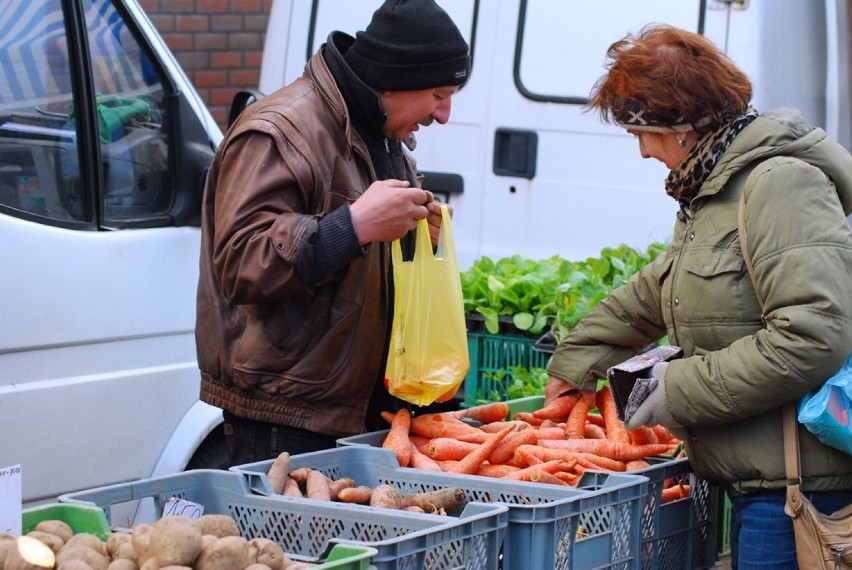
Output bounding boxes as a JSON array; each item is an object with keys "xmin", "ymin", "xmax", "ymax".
[
  {"xmin": 235, "ymin": 445, "xmax": 649, "ymax": 569},
  {"xmin": 58, "ymin": 468, "xmax": 506, "ymax": 570}
]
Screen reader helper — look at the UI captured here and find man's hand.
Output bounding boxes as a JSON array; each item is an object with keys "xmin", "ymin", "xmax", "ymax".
[{"xmin": 350, "ymin": 179, "xmax": 431, "ymax": 245}]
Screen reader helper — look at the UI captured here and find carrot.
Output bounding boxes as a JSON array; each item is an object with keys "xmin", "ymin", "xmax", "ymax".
[
  {"xmin": 426, "ymin": 437, "xmax": 480, "ymax": 461},
  {"xmin": 628, "ymin": 425, "xmax": 658, "ymax": 445},
  {"xmin": 409, "ymin": 441, "xmax": 443, "ymax": 471},
  {"xmin": 409, "ymin": 435, "xmax": 431, "ymax": 449},
  {"xmin": 409, "ymin": 418, "xmax": 482, "ymax": 439},
  {"xmin": 382, "ymin": 408, "xmax": 412, "ymax": 467},
  {"xmin": 475, "ymin": 463, "xmax": 522, "ymax": 478},
  {"xmin": 585, "ymin": 412, "xmax": 606, "ymax": 428},
  {"xmin": 306, "ymin": 470, "xmax": 331, "ymax": 500},
  {"xmin": 597, "ymin": 387, "xmax": 631, "ymax": 444},
  {"xmin": 455, "ymin": 402, "xmax": 511, "ymax": 423},
  {"xmin": 572, "ymin": 452, "xmax": 626, "ymax": 472},
  {"xmin": 338, "ymin": 485, "xmax": 373, "ymax": 505},
  {"xmin": 533, "ymin": 392, "xmax": 581, "ymax": 421},
  {"xmin": 481, "ymin": 420, "xmax": 530, "ymax": 433},
  {"xmin": 503, "ymin": 459, "xmax": 576, "ymax": 481},
  {"xmin": 529, "ymin": 470, "xmax": 570, "ymax": 485},
  {"xmin": 584, "ymin": 423, "xmax": 607, "ymax": 439},
  {"xmin": 454, "ymin": 430, "xmax": 491, "ymax": 444},
  {"xmin": 661, "ymin": 481, "xmax": 690, "ymax": 503},
  {"xmin": 625, "ymin": 459, "xmax": 651, "ymax": 471},
  {"xmin": 535, "ymin": 427, "xmax": 570, "ymax": 441},
  {"xmin": 514, "ymin": 446, "xmax": 545, "ymax": 467},
  {"xmin": 539, "ymin": 419, "xmax": 565, "ymax": 429},
  {"xmin": 266, "ymin": 451, "xmax": 291, "ymax": 494},
  {"xmin": 553, "ymin": 471, "xmax": 580, "ymax": 485},
  {"xmin": 399, "ymin": 487, "xmax": 466, "ymax": 514},
  {"xmin": 524, "ymin": 440, "xmax": 673, "ymax": 461},
  {"xmin": 512, "ymin": 412, "xmax": 544, "ymax": 426},
  {"xmin": 564, "ymin": 397, "xmax": 590, "ymax": 438},
  {"xmin": 449, "ymin": 424, "xmax": 515, "ymax": 475},
  {"xmin": 282, "ymin": 477, "xmax": 302, "ymax": 497},
  {"xmin": 327, "ymin": 477, "xmax": 356, "ymax": 501},
  {"xmin": 489, "ymin": 427, "xmax": 540, "ymax": 464},
  {"xmin": 380, "ymin": 410, "xmax": 397, "ymax": 425},
  {"xmin": 370, "ymin": 484, "xmax": 402, "ymax": 509},
  {"xmin": 435, "ymin": 459, "xmax": 460, "ymax": 471},
  {"xmin": 652, "ymin": 424, "xmax": 679, "ymax": 444}
]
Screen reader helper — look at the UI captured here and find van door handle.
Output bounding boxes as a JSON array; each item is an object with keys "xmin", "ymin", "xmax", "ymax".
[
  {"xmin": 493, "ymin": 128, "xmax": 537, "ymax": 178},
  {"xmin": 420, "ymin": 170, "xmax": 463, "ymax": 203}
]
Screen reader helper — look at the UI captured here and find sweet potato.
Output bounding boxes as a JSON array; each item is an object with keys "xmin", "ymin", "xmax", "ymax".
[
  {"xmin": 266, "ymin": 451, "xmax": 291, "ymax": 495},
  {"xmin": 337, "ymin": 486, "xmax": 373, "ymax": 505},
  {"xmin": 369, "ymin": 484, "xmax": 402, "ymax": 509},
  {"xmin": 305, "ymin": 470, "xmax": 331, "ymax": 500},
  {"xmin": 399, "ymin": 488, "xmax": 465, "ymax": 514}
]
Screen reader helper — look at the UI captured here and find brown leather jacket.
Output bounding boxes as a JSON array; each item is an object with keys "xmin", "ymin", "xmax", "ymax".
[{"xmin": 196, "ymin": 50, "xmax": 417, "ymax": 436}]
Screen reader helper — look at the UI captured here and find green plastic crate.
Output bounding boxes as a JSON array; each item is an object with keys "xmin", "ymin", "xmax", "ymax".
[
  {"xmin": 22, "ymin": 503, "xmax": 111, "ymax": 540},
  {"xmin": 464, "ymin": 331, "xmax": 550, "ymax": 404},
  {"xmin": 716, "ymin": 489, "xmax": 732, "ymax": 555}
]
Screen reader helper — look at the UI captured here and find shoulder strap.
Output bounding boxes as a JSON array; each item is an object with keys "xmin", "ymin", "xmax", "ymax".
[{"xmin": 737, "ymin": 191, "xmax": 801, "ymax": 482}]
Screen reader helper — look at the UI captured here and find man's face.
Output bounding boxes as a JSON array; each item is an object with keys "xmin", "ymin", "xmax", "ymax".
[{"xmin": 380, "ymin": 85, "xmax": 459, "ymax": 140}]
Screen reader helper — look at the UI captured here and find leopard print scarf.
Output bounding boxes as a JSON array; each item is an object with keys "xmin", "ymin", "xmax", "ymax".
[{"xmin": 666, "ymin": 108, "xmax": 759, "ymax": 210}]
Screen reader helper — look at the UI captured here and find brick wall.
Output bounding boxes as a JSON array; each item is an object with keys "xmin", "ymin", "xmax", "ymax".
[{"xmin": 139, "ymin": 0, "xmax": 273, "ymax": 129}]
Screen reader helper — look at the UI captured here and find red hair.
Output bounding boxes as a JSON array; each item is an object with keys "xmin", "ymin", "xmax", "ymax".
[{"xmin": 586, "ymin": 24, "xmax": 752, "ymax": 132}]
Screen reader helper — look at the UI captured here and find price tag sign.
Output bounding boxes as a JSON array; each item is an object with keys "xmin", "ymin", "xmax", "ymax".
[
  {"xmin": 0, "ymin": 464, "xmax": 22, "ymax": 536},
  {"xmin": 162, "ymin": 497, "xmax": 204, "ymax": 520}
]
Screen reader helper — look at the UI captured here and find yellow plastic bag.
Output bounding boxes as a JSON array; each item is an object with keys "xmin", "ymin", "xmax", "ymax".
[{"xmin": 385, "ymin": 204, "xmax": 470, "ymax": 406}]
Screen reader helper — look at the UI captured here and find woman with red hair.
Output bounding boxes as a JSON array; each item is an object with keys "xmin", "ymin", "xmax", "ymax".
[{"xmin": 546, "ymin": 24, "xmax": 852, "ymax": 569}]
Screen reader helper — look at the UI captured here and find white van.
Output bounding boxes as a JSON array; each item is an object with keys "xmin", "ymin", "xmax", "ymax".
[
  {"xmin": 0, "ymin": 0, "xmax": 227, "ymax": 505},
  {"xmin": 260, "ymin": 0, "xmax": 851, "ymax": 269}
]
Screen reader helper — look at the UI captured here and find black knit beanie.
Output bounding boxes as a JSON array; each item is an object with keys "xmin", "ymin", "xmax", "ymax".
[{"xmin": 343, "ymin": 0, "xmax": 470, "ymax": 91}]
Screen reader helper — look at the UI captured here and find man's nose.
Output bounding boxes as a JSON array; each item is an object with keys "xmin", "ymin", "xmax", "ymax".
[{"xmin": 432, "ymin": 98, "xmax": 452, "ymax": 124}]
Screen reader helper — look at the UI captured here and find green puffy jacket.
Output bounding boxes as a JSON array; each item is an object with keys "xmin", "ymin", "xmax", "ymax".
[{"xmin": 548, "ymin": 108, "xmax": 852, "ymax": 495}]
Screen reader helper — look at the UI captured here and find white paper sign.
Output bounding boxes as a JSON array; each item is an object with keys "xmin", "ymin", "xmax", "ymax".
[
  {"xmin": 0, "ymin": 464, "xmax": 22, "ymax": 536},
  {"xmin": 162, "ymin": 497, "xmax": 204, "ymax": 520}
]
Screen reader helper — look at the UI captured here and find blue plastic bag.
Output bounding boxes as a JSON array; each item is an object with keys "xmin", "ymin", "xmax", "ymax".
[{"xmin": 798, "ymin": 354, "xmax": 852, "ymax": 455}]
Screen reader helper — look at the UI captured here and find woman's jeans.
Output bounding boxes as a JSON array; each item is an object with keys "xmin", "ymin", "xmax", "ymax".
[{"xmin": 729, "ymin": 490, "xmax": 852, "ymax": 569}]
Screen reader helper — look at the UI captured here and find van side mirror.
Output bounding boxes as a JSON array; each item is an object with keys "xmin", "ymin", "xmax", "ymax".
[{"xmin": 228, "ymin": 89, "xmax": 265, "ymax": 128}]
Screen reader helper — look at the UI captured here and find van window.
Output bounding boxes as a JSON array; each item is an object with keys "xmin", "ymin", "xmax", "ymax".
[
  {"xmin": 0, "ymin": 0, "xmax": 171, "ymax": 227},
  {"xmin": 517, "ymin": 0, "xmax": 704, "ymax": 102}
]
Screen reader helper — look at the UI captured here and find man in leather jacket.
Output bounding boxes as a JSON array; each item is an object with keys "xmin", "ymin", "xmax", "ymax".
[{"xmin": 195, "ymin": 0, "xmax": 470, "ymax": 466}]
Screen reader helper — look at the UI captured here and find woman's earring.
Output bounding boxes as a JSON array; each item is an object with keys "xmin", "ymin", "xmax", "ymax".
[{"xmin": 676, "ymin": 137, "xmax": 687, "ymax": 148}]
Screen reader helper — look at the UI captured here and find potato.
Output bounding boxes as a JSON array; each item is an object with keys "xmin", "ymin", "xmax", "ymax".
[
  {"xmin": 194, "ymin": 536, "xmax": 250, "ymax": 570},
  {"xmin": 106, "ymin": 532, "xmax": 132, "ymax": 559},
  {"xmin": 193, "ymin": 515, "xmax": 240, "ymax": 539},
  {"xmin": 148, "ymin": 516, "xmax": 202, "ymax": 567},
  {"xmin": 131, "ymin": 524, "xmax": 153, "ymax": 565},
  {"xmin": 0, "ymin": 537, "xmax": 16, "ymax": 568},
  {"xmin": 245, "ymin": 565, "xmax": 273, "ymax": 570},
  {"xmin": 106, "ymin": 560, "xmax": 139, "ymax": 570},
  {"xmin": 57, "ymin": 560, "xmax": 95, "ymax": 570},
  {"xmin": 138, "ymin": 559, "xmax": 159, "ymax": 570},
  {"xmin": 248, "ymin": 538, "xmax": 285, "ymax": 570},
  {"xmin": 5, "ymin": 536, "xmax": 56, "ymax": 569},
  {"xmin": 64, "ymin": 534, "xmax": 108, "ymax": 557},
  {"xmin": 34, "ymin": 520, "xmax": 74, "ymax": 544},
  {"xmin": 55, "ymin": 546, "xmax": 109, "ymax": 570},
  {"xmin": 24, "ymin": 530, "xmax": 64, "ymax": 553},
  {"xmin": 112, "ymin": 542, "xmax": 136, "ymax": 561}
]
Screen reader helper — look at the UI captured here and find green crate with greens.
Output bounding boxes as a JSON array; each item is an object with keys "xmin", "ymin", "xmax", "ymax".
[{"xmin": 460, "ymin": 243, "xmax": 666, "ymax": 405}]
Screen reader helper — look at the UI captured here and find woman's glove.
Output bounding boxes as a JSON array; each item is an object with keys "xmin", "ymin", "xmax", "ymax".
[{"xmin": 623, "ymin": 362, "xmax": 683, "ymax": 431}]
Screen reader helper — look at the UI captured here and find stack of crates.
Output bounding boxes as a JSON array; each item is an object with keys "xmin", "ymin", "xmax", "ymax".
[
  {"xmin": 234, "ymin": 445, "xmax": 649, "ymax": 570},
  {"xmin": 58, "ymin": 467, "xmax": 505, "ymax": 570}
]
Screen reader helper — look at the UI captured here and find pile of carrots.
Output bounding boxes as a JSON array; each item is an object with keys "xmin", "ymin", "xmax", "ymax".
[{"xmin": 381, "ymin": 388, "xmax": 690, "ymax": 502}]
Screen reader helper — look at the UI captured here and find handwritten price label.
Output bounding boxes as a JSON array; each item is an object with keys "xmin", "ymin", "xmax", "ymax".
[
  {"xmin": 162, "ymin": 497, "xmax": 204, "ymax": 520},
  {"xmin": 0, "ymin": 464, "xmax": 22, "ymax": 536}
]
